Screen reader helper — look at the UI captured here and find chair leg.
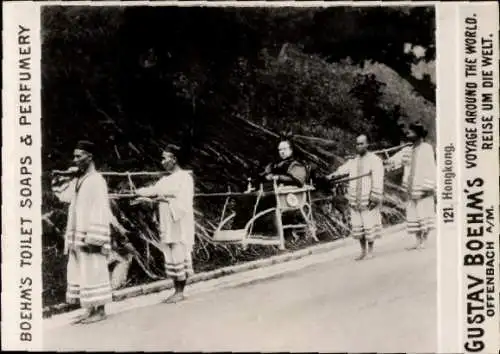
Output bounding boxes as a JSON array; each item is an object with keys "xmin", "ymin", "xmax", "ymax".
[
  {"xmin": 300, "ymin": 206, "xmax": 318, "ymax": 242},
  {"xmin": 275, "ymin": 209, "xmax": 286, "ymax": 250},
  {"xmin": 309, "ymin": 211, "xmax": 319, "ymax": 242},
  {"xmin": 308, "ymin": 223, "xmax": 318, "ymax": 242}
]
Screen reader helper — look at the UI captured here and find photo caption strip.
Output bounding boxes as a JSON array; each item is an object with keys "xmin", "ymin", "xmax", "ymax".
[
  {"xmin": 436, "ymin": 3, "xmax": 461, "ymax": 353},
  {"xmin": 2, "ymin": 2, "xmax": 43, "ymax": 351},
  {"xmin": 459, "ymin": 2, "xmax": 500, "ymax": 354}
]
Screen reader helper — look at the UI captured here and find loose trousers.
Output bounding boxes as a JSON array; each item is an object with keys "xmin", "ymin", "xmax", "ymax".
[
  {"xmin": 66, "ymin": 249, "xmax": 113, "ymax": 308},
  {"xmin": 350, "ymin": 207, "xmax": 383, "ymax": 242},
  {"xmin": 163, "ymin": 243, "xmax": 194, "ymax": 281},
  {"xmin": 406, "ymin": 196, "xmax": 435, "ymax": 235}
]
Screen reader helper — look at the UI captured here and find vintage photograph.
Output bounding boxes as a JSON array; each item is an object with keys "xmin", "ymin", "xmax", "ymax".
[{"xmin": 40, "ymin": 4, "xmax": 437, "ymax": 352}]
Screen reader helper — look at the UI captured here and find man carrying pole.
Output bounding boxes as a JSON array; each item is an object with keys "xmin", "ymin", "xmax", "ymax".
[
  {"xmin": 386, "ymin": 122, "xmax": 436, "ymax": 249},
  {"xmin": 135, "ymin": 145, "xmax": 195, "ymax": 304},
  {"xmin": 328, "ymin": 134, "xmax": 385, "ymax": 260},
  {"xmin": 52, "ymin": 140, "xmax": 113, "ymax": 324}
]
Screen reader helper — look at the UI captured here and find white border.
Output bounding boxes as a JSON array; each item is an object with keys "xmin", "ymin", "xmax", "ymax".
[
  {"xmin": 458, "ymin": 3, "xmax": 500, "ymax": 353},
  {"xmin": 18, "ymin": 1, "xmax": 440, "ymax": 7},
  {"xmin": 436, "ymin": 3, "xmax": 461, "ymax": 353},
  {"xmin": 2, "ymin": 2, "xmax": 42, "ymax": 351},
  {"xmin": 3, "ymin": 1, "xmax": 498, "ymax": 352}
]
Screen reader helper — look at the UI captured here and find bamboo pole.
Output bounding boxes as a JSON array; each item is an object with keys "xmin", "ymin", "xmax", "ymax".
[
  {"xmin": 108, "ymin": 173, "xmax": 370, "ymax": 200},
  {"xmin": 102, "ymin": 171, "xmax": 166, "ymax": 177}
]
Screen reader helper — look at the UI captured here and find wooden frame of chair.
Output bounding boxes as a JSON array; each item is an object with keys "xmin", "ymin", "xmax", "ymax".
[
  {"xmin": 272, "ymin": 179, "xmax": 318, "ymax": 249},
  {"xmin": 212, "ymin": 180, "xmax": 317, "ymax": 250}
]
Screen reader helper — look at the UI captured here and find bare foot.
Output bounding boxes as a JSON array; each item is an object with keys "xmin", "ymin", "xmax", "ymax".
[
  {"xmin": 162, "ymin": 292, "xmax": 185, "ymax": 304},
  {"xmin": 364, "ymin": 253, "xmax": 375, "ymax": 260},
  {"xmin": 71, "ymin": 310, "xmax": 93, "ymax": 325},
  {"xmin": 407, "ymin": 241, "xmax": 425, "ymax": 250},
  {"xmin": 407, "ymin": 235, "xmax": 424, "ymax": 250},
  {"xmin": 80, "ymin": 312, "xmax": 106, "ymax": 324},
  {"xmin": 355, "ymin": 253, "xmax": 366, "ymax": 261}
]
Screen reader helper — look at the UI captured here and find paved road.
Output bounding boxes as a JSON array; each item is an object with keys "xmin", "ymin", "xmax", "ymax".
[{"xmin": 44, "ymin": 230, "xmax": 436, "ymax": 352}]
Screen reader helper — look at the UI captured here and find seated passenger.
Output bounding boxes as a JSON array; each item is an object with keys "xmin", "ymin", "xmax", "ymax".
[
  {"xmin": 231, "ymin": 138, "xmax": 308, "ymax": 236},
  {"xmin": 260, "ymin": 139, "xmax": 308, "ymax": 189}
]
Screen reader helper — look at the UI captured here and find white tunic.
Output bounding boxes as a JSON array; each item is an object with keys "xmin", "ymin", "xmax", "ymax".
[
  {"xmin": 55, "ymin": 170, "xmax": 112, "ymax": 255},
  {"xmin": 136, "ymin": 169, "xmax": 195, "ymax": 248},
  {"xmin": 333, "ymin": 152, "xmax": 385, "ymax": 210},
  {"xmin": 387, "ymin": 142, "xmax": 436, "ymax": 234},
  {"xmin": 387, "ymin": 142, "xmax": 436, "ymax": 199}
]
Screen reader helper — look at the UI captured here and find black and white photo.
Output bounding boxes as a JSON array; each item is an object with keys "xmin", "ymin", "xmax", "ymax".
[{"xmin": 1, "ymin": 2, "xmax": 499, "ymax": 353}]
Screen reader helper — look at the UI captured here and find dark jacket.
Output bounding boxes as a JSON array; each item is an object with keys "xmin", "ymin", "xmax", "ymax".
[{"xmin": 262, "ymin": 157, "xmax": 308, "ymax": 187}]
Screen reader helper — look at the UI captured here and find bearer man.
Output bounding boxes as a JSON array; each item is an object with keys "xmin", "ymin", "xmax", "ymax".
[
  {"xmin": 328, "ymin": 135, "xmax": 384, "ymax": 260},
  {"xmin": 386, "ymin": 122, "xmax": 436, "ymax": 249},
  {"xmin": 135, "ymin": 145, "xmax": 195, "ymax": 304},
  {"xmin": 54, "ymin": 140, "xmax": 114, "ymax": 324}
]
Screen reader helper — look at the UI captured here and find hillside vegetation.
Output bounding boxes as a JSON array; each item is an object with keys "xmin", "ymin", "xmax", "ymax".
[{"xmin": 41, "ymin": 6, "xmax": 435, "ymax": 308}]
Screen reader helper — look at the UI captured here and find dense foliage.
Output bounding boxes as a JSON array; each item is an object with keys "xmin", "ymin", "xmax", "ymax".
[{"xmin": 41, "ymin": 6, "xmax": 435, "ymax": 308}]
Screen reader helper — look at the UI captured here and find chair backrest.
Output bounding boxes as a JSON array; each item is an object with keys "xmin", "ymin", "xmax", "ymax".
[{"xmin": 273, "ymin": 180, "xmax": 312, "ymax": 211}]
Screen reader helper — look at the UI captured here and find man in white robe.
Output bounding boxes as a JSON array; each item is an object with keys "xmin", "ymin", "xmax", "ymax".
[
  {"xmin": 386, "ymin": 122, "xmax": 436, "ymax": 249},
  {"xmin": 328, "ymin": 135, "xmax": 384, "ymax": 260},
  {"xmin": 52, "ymin": 140, "xmax": 113, "ymax": 324},
  {"xmin": 135, "ymin": 145, "xmax": 195, "ymax": 304}
]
